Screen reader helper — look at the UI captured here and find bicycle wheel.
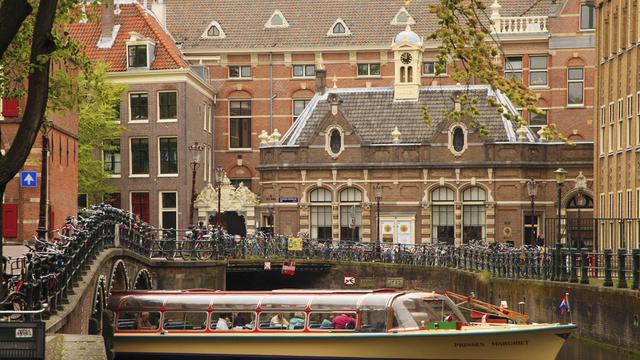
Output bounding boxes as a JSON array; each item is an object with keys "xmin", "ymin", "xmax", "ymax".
[
  {"xmin": 197, "ymin": 242, "xmax": 213, "ymax": 260},
  {"xmin": 181, "ymin": 241, "xmax": 194, "ymax": 260}
]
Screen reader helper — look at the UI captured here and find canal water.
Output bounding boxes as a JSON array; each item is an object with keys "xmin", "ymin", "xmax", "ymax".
[{"xmin": 557, "ymin": 337, "xmax": 640, "ymax": 360}]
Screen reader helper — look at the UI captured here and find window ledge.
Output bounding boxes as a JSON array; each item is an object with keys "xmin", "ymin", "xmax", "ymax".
[
  {"xmin": 356, "ymin": 75, "xmax": 382, "ymax": 79},
  {"xmin": 421, "ymin": 74, "xmax": 448, "ymax": 78},
  {"xmin": 157, "ymin": 119, "xmax": 178, "ymax": 123},
  {"xmin": 129, "ymin": 174, "xmax": 150, "ymax": 178},
  {"xmin": 578, "ymin": 29, "xmax": 595, "ymax": 33},
  {"xmin": 566, "ymin": 105, "xmax": 585, "ymax": 109},
  {"xmin": 128, "ymin": 120, "xmax": 149, "ymax": 124},
  {"xmin": 158, "ymin": 174, "xmax": 179, "ymax": 178},
  {"xmin": 292, "ymin": 76, "xmax": 315, "ymax": 80},
  {"xmin": 529, "ymin": 86, "xmax": 550, "ymax": 90},
  {"xmin": 228, "ymin": 77, "xmax": 253, "ymax": 81},
  {"xmin": 228, "ymin": 148, "xmax": 254, "ymax": 152},
  {"xmin": 108, "ymin": 174, "xmax": 122, "ymax": 179}
]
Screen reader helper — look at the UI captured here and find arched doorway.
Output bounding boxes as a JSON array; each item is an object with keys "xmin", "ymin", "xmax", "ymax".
[
  {"xmin": 566, "ymin": 193, "xmax": 594, "ymax": 249},
  {"xmin": 222, "ymin": 211, "xmax": 247, "ymax": 237}
]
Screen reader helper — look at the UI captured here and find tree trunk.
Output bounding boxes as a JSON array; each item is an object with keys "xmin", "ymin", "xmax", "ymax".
[{"xmin": 0, "ymin": 0, "xmax": 32, "ymax": 58}]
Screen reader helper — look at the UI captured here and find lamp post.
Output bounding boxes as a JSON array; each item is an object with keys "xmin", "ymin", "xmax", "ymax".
[
  {"xmin": 215, "ymin": 166, "xmax": 226, "ymax": 231},
  {"xmin": 526, "ymin": 178, "xmax": 538, "ymax": 246},
  {"xmin": 36, "ymin": 122, "xmax": 52, "ymax": 241},
  {"xmin": 554, "ymin": 168, "xmax": 567, "ymax": 281},
  {"xmin": 188, "ymin": 143, "xmax": 206, "ymax": 227},
  {"xmin": 374, "ymin": 183, "xmax": 383, "ymax": 260}
]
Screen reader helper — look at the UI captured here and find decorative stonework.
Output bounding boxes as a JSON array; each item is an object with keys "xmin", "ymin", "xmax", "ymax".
[{"xmin": 194, "ymin": 175, "xmax": 260, "ymax": 234}]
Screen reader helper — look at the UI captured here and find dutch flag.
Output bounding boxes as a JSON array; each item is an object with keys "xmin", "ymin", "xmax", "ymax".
[{"xmin": 558, "ymin": 294, "xmax": 570, "ymax": 314}]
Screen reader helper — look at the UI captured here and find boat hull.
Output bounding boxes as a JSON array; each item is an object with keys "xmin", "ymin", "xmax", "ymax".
[{"xmin": 113, "ymin": 324, "xmax": 575, "ymax": 360}]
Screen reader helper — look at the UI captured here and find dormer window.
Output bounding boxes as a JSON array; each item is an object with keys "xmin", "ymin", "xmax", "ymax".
[
  {"xmin": 448, "ymin": 124, "xmax": 468, "ymax": 157},
  {"xmin": 391, "ymin": 7, "xmax": 415, "ymax": 25},
  {"xmin": 128, "ymin": 44, "xmax": 147, "ymax": 68},
  {"xmin": 265, "ymin": 10, "xmax": 289, "ymax": 28},
  {"xmin": 202, "ymin": 21, "xmax": 226, "ymax": 39},
  {"xmin": 325, "ymin": 126, "xmax": 345, "ymax": 159},
  {"xmin": 327, "ymin": 18, "xmax": 351, "ymax": 37}
]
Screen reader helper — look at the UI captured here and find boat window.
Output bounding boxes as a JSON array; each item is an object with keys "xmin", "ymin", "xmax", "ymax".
[
  {"xmin": 211, "ymin": 312, "xmax": 256, "ymax": 331},
  {"xmin": 118, "ymin": 295, "xmax": 165, "ymax": 312},
  {"xmin": 359, "ymin": 309, "xmax": 387, "ymax": 332},
  {"xmin": 211, "ymin": 295, "xmax": 262, "ymax": 310},
  {"xmin": 308, "ymin": 312, "xmax": 357, "ymax": 331},
  {"xmin": 163, "ymin": 295, "xmax": 212, "ymax": 311},
  {"xmin": 309, "ymin": 295, "xmax": 359, "ymax": 310},
  {"xmin": 162, "ymin": 311, "xmax": 208, "ymax": 331},
  {"xmin": 258, "ymin": 312, "xmax": 306, "ymax": 331},
  {"xmin": 116, "ymin": 311, "xmax": 160, "ymax": 331},
  {"xmin": 259, "ymin": 295, "xmax": 310, "ymax": 310},
  {"xmin": 391, "ymin": 294, "xmax": 463, "ymax": 330}
]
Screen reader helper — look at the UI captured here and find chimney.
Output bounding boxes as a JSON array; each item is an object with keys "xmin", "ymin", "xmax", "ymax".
[
  {"xmin": 315, "ymin": 69, "xmax": 327, "ymax": 95},
  {"xmin": 100, "ymin": 0, "xmax": 115, "ymax": 40}
]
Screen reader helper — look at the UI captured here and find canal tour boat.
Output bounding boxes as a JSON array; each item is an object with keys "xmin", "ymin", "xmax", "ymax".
[{"xmin": 108, "ymin": 289, "xmax": 575, "ymax": 360}]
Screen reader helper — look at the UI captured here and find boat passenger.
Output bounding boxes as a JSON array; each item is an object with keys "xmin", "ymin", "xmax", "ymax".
[
  {"xmin": 215, "ymin": 316, "xmax": 230, "ymax": 330},
  {"xmin": 233, "ymin": 313, "xmax": 246, "ymax": 329},
  {"xmin": 136, "ymin": 312, "xmax": 155, "ymax": 330},
  {"xmin": 288, "ymin": 312, "xmax": 305, "ymax": 330},
  {"xmin": 332, "ymin": 313, "xmax": 356, "ymax": 329},
  {"xmin": 321, "ymin": 315, "xmax": 335, "ymax": 329},
  {"xmin": 270, "ymin": 313, "xmax": 289, "ymax": 329}
]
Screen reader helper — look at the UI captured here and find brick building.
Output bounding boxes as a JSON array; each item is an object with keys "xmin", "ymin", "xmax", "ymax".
[
  {"xmin": 0, "ymin": 97, "xmax": 78, "ymax": 243},
  {"xmin": 70, "ymin": 2, "xmax": 215, "ymax": 229},
  {"xmin": 593, "ymin": 0, "xmax": 640, "ymax": 250},
  {"xmin": 155, "ymin": 0, "xmax": 597, "ymax": 194},
  {"xmin": 257, "ymin": 32, "xmax": 594, "ymax": 246}
]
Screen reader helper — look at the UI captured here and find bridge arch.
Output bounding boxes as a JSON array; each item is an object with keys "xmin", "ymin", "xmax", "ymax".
[
  {"xmin": 133, "ymin": 268, "xmax": 153, "ymax": 290},
  {"xmin": 109, "ymin": 259, "xmax": 129, "ymax": 294},
  {"xmin": 89, "ymin": 275, "xmax": 107, "ymax": 335}
]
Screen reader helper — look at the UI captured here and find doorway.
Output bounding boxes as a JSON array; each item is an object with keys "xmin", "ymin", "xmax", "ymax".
[{"xmin": 209, "ymin": 211, "xmax": 247, "ymax": 237}]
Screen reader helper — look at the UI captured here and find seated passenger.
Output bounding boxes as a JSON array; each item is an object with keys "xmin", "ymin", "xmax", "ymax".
[
  {"xmin": 321, "ymin": 315, "xmax": 335, "ymax": 329},
  {"xmin": 288, "ymin": 312, "xmax": 305, "ymax": 330},
  {"xmin": 215, "ymin": 315, "xmax": 230, "ymax": 330},
  {"xmin": 136, "ymin": 312, "xmax": 155, "ymax": 330},
  {"xmin": 270, "ymin": 313, "xmax": 289, "ymax": 328},
  {"xmin": 332, "ymin": 313, "xmax": 356, "ymax": 330}
]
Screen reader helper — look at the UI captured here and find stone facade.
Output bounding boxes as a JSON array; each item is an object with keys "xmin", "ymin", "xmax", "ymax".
[{"xmin": 594, "ymin": 0, "xmax": 640, "ymax": 250}]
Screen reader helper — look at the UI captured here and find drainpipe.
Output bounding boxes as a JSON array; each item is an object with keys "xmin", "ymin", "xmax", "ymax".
[{"xmin": 269, "ymin": 52, "xmax": 273, "ymax": 132}]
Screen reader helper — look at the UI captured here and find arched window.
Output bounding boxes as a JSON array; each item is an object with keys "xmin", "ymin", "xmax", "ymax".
[
  {"xmin": 330, "ymin": 129, "xmax": 341, "ymax": 154},
  {"xmin": 453, "ymin": 127, "xmax": 464, "ymax": 152},
  {"xmin": 333, "ymin": 22, "xmax": 345, "ymax": 34},
  {"xmin": 432, "ymin": 187, "xmax": 454, "ymax": 245},
  {"xmin": 462, "ymin": 187, "xmax": 486, "ymax": 244},
  {"xmin": 207, "ymin": 25, "xmax": 220, "ymax": 37},
  {"xmin": 407, "ymin": 66, "xmax": 413, "ymax": 82},
  {"xmin": 400, "ymin": 66, "xmax": 406, "ymax": 83},
  {"xmin": 339, "ymin": 188, "xmax": 362, "ymax": 242},
  {"xmin": 309, "ymin": 188, "xmax": 332, "ymax": 241}
]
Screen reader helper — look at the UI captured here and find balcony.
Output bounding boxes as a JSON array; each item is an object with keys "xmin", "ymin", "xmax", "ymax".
[{"xmin": 494, "ymin": 16, "xmax": 549, "ymax": 34}]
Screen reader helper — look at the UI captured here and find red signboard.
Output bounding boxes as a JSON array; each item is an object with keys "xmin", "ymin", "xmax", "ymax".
[
  {"xmin": 2, "ymin": 204, "xmax": 18, "ymax": 238},
  {"xmin": 2, "ymin": 99, "xmax": 19, "ymax": 117}
]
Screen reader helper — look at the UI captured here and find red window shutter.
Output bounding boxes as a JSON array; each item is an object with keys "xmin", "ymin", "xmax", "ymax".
[
  {"xmin": 2, "ymin": 204, "xmax": 18, "ymax": 238},
  {"xmin": 2, "ymin": 99, "xmax": 19, "ymax": 117},
  {"xmin": 132, "ymin": 193, "xmax": 150, "ymax": 223}
]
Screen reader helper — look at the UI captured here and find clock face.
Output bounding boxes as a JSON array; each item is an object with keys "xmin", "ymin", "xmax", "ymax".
[{"xmin": 400, "ymin": 52, "xmax": 412, "ymax": 64}]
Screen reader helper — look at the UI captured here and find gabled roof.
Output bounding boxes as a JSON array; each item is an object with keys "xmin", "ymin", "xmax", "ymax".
[
  {"xmin": 164, "ymin": 0, "xmax": 556, "ymax": 50},
  {"xmin": 69, "ymin": 3, "xmax": 188, "ymax": 71},
  {"xmin": 280, "ymin": 85, "xmax": 535, "ymax": 146}
]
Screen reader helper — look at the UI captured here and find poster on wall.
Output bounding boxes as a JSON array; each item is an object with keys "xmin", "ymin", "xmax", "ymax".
[
  {"xmin": 397, "ymin": 221, "xmax": 412, "ymax": 244},
  {"xmin": 381, "ymin": 220, "xmax": 395, "ymax": 243}
]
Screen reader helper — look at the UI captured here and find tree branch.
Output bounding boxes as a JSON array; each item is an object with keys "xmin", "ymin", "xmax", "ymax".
[
  {"xmin": 0, "ymin": 0, "xmax": 58, "ymax": 186},
  {"xmin": 0, "ymin": 0, "xmax": 32, "ymax": 58}
]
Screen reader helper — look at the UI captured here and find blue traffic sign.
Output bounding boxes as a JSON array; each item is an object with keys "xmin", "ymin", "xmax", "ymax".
[{"xmin": 20, "ymin": 171, "xmax": 37, "ymax": 188}]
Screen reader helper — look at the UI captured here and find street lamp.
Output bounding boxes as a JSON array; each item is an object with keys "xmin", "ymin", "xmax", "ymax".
[
  {"xmin": 374, "ymin": 183, "xmax": 383, "ymax": 260},
  {"xmin": 215, "ymin": 166, "xmax": 226, "ymax": 231},
  {"xmin": 526, "ymin": 178, "xmax": 538, "ymax": 246},
  {"xmin": 554, "ymin": 168, "xmax": 567, "ymax": 246},
  {"xmin": 188, "ymin": 142, "xmax": 206, "ymax": 227}
]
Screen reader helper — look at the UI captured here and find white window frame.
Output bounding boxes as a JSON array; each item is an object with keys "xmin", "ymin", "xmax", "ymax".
[
  {"xmin": 608, "ymin": 102, "xmax": 614, "ymax": 153},
  {"xmin": 391, "ymin": 7, "xmax": 415, "ymax": 25},
  {"xmin": 229, "ymin": 100, "xmax": 252, "ymax": 150},
  {"xmin": 338, "ymin": 188, "xmax": 363, "ymax": 242},
  {"xmin": 128, "ymin": 92, "xmax": 149, "ymax": 123},
  {"xmin": 618, "ymin": 98, "xmax": 623, "ymax": 150},
  {"xmin": 356, "ymin": 63, "xmax": 381, "ymax": 78},
  {"xmin": 627, "ymin": 95, "xmax": 633, "ymax": 148},
  {"xmin": 292, "ymin": 64, "xmax": 316, "ymax": 79},
  {"xmin": 265, "ymin": 10, "xmax": 289, "ymax": 28},
  {"xmin": 462, "ymin": 187, "xmax": 486, "ymax": 244},
  {"xmin": 102, "ymin": 138, "xmax": 122, "ymax": 178},
  {"xmin": 422, "ymin": 61, "xmax": 437, "ymax": 77},
  {"xmin": 325, "ymin": 125, "xmax": 345, "ymax": 159},
  {"xmin": 201, "ymin": 20, "xmax": 226, "ymax": 39},
  {"xmin": 292, "ymin": 98, "xmax": 311, "ymax": 122},
  {"xmin": 567, "ymin": 67, "xmax": 584, "ymax": 107},
  {"xmin": 528, "ymin": 55, "xmax": 548, "ymax": 87},
  {"xmin": 159, "ymin": 191, "xmax": 178, "ymax": 230},
  {"xmin": 579, "ymin": 4, "xmax": 596, "ymax": 31},
  {"xmin": 327, "ymin": 18, "xmax": 351, "ymax": 37},
  {"xmin": 448, "ymin": 124, "xmax": 468, "ymax": 157},
  {"xmin": 129, "ymin": 137, "xmax": 150, "ymax": 178},
  {"xmin": 130, "ymin": 191, "xmax": 150, "ymax": 222},
  {"xmin": 599, "ymin": 106, "xmax": 605, "ymax": 155},
  {"xmin": 504, "ymin": 56, "xmax": 523, "ymax": 81},
  {"xmin": 126, "ymin": 43, "xmax": 149, "ymax": 69},
  {"xmin": 228, "ymin": 65, "xmax": 252, "ymax": 79},
  {"xmin": 637, "ymin": 92, "xmax": 640, "ymax": 146},
  {"xmin": 157, "ymin": 90, "xmax": 178, "ymax": 123},
  {"xmin": 203, "ymin": 145, "xmax": 208, "ymax": 182},
  {"xmin": 157, "ymin": 137, "xmax": 179, "ymax": 177}
]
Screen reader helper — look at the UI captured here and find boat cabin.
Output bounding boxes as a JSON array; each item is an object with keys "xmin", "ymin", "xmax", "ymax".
[{"xmin": 108, "ymin": 289, "xmax": 467, "ymax": 334}]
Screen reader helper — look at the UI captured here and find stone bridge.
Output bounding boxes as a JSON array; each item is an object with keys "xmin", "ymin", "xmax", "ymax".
[{"xmin": 45, "ymin": 247, "xmax": 640, "ymax": 355}]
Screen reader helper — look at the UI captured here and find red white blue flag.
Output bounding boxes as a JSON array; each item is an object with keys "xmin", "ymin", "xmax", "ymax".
[{"xmin": 558, "ymin": 294, "xmax": 570, "ymax": 314}]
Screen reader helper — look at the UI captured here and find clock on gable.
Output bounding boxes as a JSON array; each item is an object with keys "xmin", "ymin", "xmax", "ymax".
[{"xmin": 400, "ymin": 52, "xmax": 412, "ymax": 64}]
